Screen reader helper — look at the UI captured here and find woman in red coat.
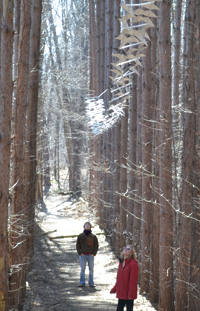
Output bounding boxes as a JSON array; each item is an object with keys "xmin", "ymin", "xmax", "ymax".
[{"xmin": 110, "ymin": 245, "xmax": 139, "ymax": 311}]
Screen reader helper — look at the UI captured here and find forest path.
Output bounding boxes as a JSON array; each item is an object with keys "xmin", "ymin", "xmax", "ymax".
[{"xmin": 22, "ymin": 193, "xmax": 157, "ymax": 311}]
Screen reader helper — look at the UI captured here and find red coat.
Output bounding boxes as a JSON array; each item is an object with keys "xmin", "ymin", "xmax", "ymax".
[{"xmin": 110, "ymin": 258, "xmax": 139, "ymax": 300}]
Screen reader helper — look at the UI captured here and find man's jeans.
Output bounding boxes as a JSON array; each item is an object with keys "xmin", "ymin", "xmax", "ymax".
[{"xmin": 80, "ymin": 254, "xmax": 94, "ymax": 286}]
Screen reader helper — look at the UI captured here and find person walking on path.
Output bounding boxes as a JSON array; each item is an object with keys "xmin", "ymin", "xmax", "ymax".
[
  {"xmin": 110, "ymin": 245, "xmax": 139, "ymax": 311},
  {"xmin": 76, "ymin": 222, "xmax": 99, "ymax": 287}
]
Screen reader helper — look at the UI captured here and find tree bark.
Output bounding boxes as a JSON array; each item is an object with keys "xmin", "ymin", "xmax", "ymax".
[
  {"xmin": 119, "ymin": 106, "xmax": 128, "ymax": 249},
  {"xmin": 149, "ymin": 24, "xmax": 160, "ymax": 304},
  {"xmin": 9, "ymin": 1, "xmax": 31, "ymax": 308},
  {"xmin": 113, "ymin": 122, "xmax": 121, "ymax": 254},
  {"xmin": 140, "ymin": 28, "xmax": 153, "ymax": 294},
  {"xmin": 175, "ymin": 1, "xmax": 200, "ymax": 310},
  {"xmin": 0, "ymin": 1, "xmax": 14, "ymax": 310},
  {"xmin": 189, "ymin": 3, "xmax": 200, "ymax": 309},
  {"xmin": 133, "ymin": 68, "xmax": 142, "ymax": 260},
  {"xmin": 88, "ymin": 0, "xmax": 100, "ymax": 214},
  {"xmin": 127, "ymin": 78, "xmax": 137, "ymax": 245},
  {"xmin": 24, "ymin": 0, "xmax": 42, "ymax": 272},
  {"xmin": 158, "ymin": 1, "xmax": 174, "ymax": 310}
]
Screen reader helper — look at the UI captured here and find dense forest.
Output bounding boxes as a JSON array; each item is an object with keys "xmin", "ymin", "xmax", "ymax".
[{"xmin": 0, "ymin": 0, "xmax": 199, "ymax": 310}]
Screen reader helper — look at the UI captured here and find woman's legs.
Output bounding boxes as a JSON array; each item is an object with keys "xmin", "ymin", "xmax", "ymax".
[
  {"xmin": 116, "ymin": 299, "xmax": 134, "ymax": 311},
  {"xmin": 117, "ymin": 299, "xmax": 126, "ymax": 311},
  {"xmin": 126, "ymin": 300, "xmax": 134, "ymax": 311}
]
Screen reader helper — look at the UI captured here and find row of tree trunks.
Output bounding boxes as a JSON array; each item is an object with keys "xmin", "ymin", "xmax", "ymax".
[
  {"xmin": 175, "ymin": 1, "xmax": 200, "ymax": 310},
  {"xmin": 0, "ymin": 1, "xmax": 42, "ymax": 309},
  {"xmin": 36, "ymin": 0, "xmax": 86, "ymax": 198},
  {"xmin": 88, "ymin": 0, "xmax": 200, "ymax": 310}
]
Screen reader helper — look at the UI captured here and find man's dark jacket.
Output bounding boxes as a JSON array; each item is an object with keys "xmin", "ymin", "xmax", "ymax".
[{"xmin": 76, "ymin": 231, "xmax": 99, "ymax": 256}]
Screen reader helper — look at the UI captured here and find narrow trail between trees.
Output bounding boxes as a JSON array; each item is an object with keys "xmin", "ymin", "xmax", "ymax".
[{"xmin": 22, "ymin": 193, "xmax": 157, "ymax": 311}]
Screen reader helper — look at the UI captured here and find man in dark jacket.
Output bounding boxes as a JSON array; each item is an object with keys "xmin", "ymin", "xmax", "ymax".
[{"xmin": 76, "ymin": 222, "xmax": 99, "ymax": 287}]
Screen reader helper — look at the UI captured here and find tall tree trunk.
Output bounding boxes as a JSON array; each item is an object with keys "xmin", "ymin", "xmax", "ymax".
[
  {"xmin": 158, "ymin": 1, "xmax": 174, "ymax": 310},
  {"xmin": 149, "ymin": 24, "xmax": 160, "ymax": 304},
  {"xmin": 127, "ymin": 78, "xmax": 137, "ymax": 244},
  {"xmin": 113, "ymin": 122, "xmax": 121, "ymax": 254},
  {"xmin": 63, "ymin": 120, "xmax": 73, "ymax": 191},
  {"xmin": 172, "ymin": 0, "xmax": 183, "ymax": 156},
  {"xmin": 42, "ymin": 118, "xmax": 51, "ymax": 193},
  {"xmin": 173, "ymin": 0, "xmax": 182, "ymax": 111},
  {"xmin": 104, "ymin": 0, "xmax": 113, "ymax": 235},
  {"xmin": 25, "ymin": 0, "xmax": 42, "ymax": 266},
  {"xmin": 0, "ymin": 1, "xmax": 14, "ymax": 310},
  {"xmin": 140, "ymin": 28, "xmax": 153, "ymax": 294},
  {"xmin": 175, "ymin": 1, "xmax": 199, "ymax": 310},
  {"xmin": 9, "ymin": 1, "xmax": 31, "ymax": 308},
  {"xmin": 0, "ymin": 0, "xmax": 2, "ymax": 66},
  {"xmin": 107, "ymin": 0, "xmax": 121, "ymax": 246},
  {"xmin": 36, "ymin": 121, "xmax": 43, "ymax": 201},
  {"xmin": 99, "ymin": 0, "xmax": 105, "ymax": 95},
  {"xmin": 88, "ymin": 0, "xmax": 99, "ymax": 213},
  {"xmin": 98, "ymin": 0, "xmax": 105, "ymax": 229},
  {"xmin": 119, "ymin": 106, "xmax": 128, "ymax": 249},
  {"xmin": 71, "ymin": 124, "xmax": 83, "ymax": 198},
  {"xmin": 189, "ymin": 3, "xmax": 200, "ymax": 309},
  {"xmin": 133, "ymin": 69, "xmax": 142, "ymax": 259},
  {"xmin": 89, "ymin": 0, "xmax": 97, "ymax": 95},
  {"xmin": 13, "ymin": 0, "xmax": 21, "ymax": 101}
]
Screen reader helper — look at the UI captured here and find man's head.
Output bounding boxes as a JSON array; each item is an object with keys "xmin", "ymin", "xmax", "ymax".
[{"xmin": 84, "ymin": 222, "xmax": 92, "ymax": 230}]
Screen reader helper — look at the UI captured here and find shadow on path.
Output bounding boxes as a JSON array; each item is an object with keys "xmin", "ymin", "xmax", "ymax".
[
  {"xmin": 22, "ymin": 195, "xmax": 118, "ymax": 311},
  {"xmin": 22, "ymin": 194, "xmax": 157, "ymax": 311}
]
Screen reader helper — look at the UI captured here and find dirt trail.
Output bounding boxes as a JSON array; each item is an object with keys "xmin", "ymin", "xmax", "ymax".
[{"xmin": 22, "ymin": 193, "xmax": 157, "ymax": 311}]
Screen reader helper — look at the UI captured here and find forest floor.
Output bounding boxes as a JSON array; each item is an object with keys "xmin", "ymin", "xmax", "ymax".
[{"xmin": 22, "ymin": 192, "xmax": 158, "ymax": 311}]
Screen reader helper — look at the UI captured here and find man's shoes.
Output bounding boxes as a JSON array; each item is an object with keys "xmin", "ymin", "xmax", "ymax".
[{"xmin": 78, "ymin": 284, "xmax": 96, "ymax": 288}]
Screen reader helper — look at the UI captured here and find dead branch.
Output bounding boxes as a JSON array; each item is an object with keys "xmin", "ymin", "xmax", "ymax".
[
  {"xmin": 48, "ymin": 232, "xmax": 105, "ymax": 240},
  {"xmin": 36, "ymin": 230, "xmax": 57, "ymax": 236}
]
